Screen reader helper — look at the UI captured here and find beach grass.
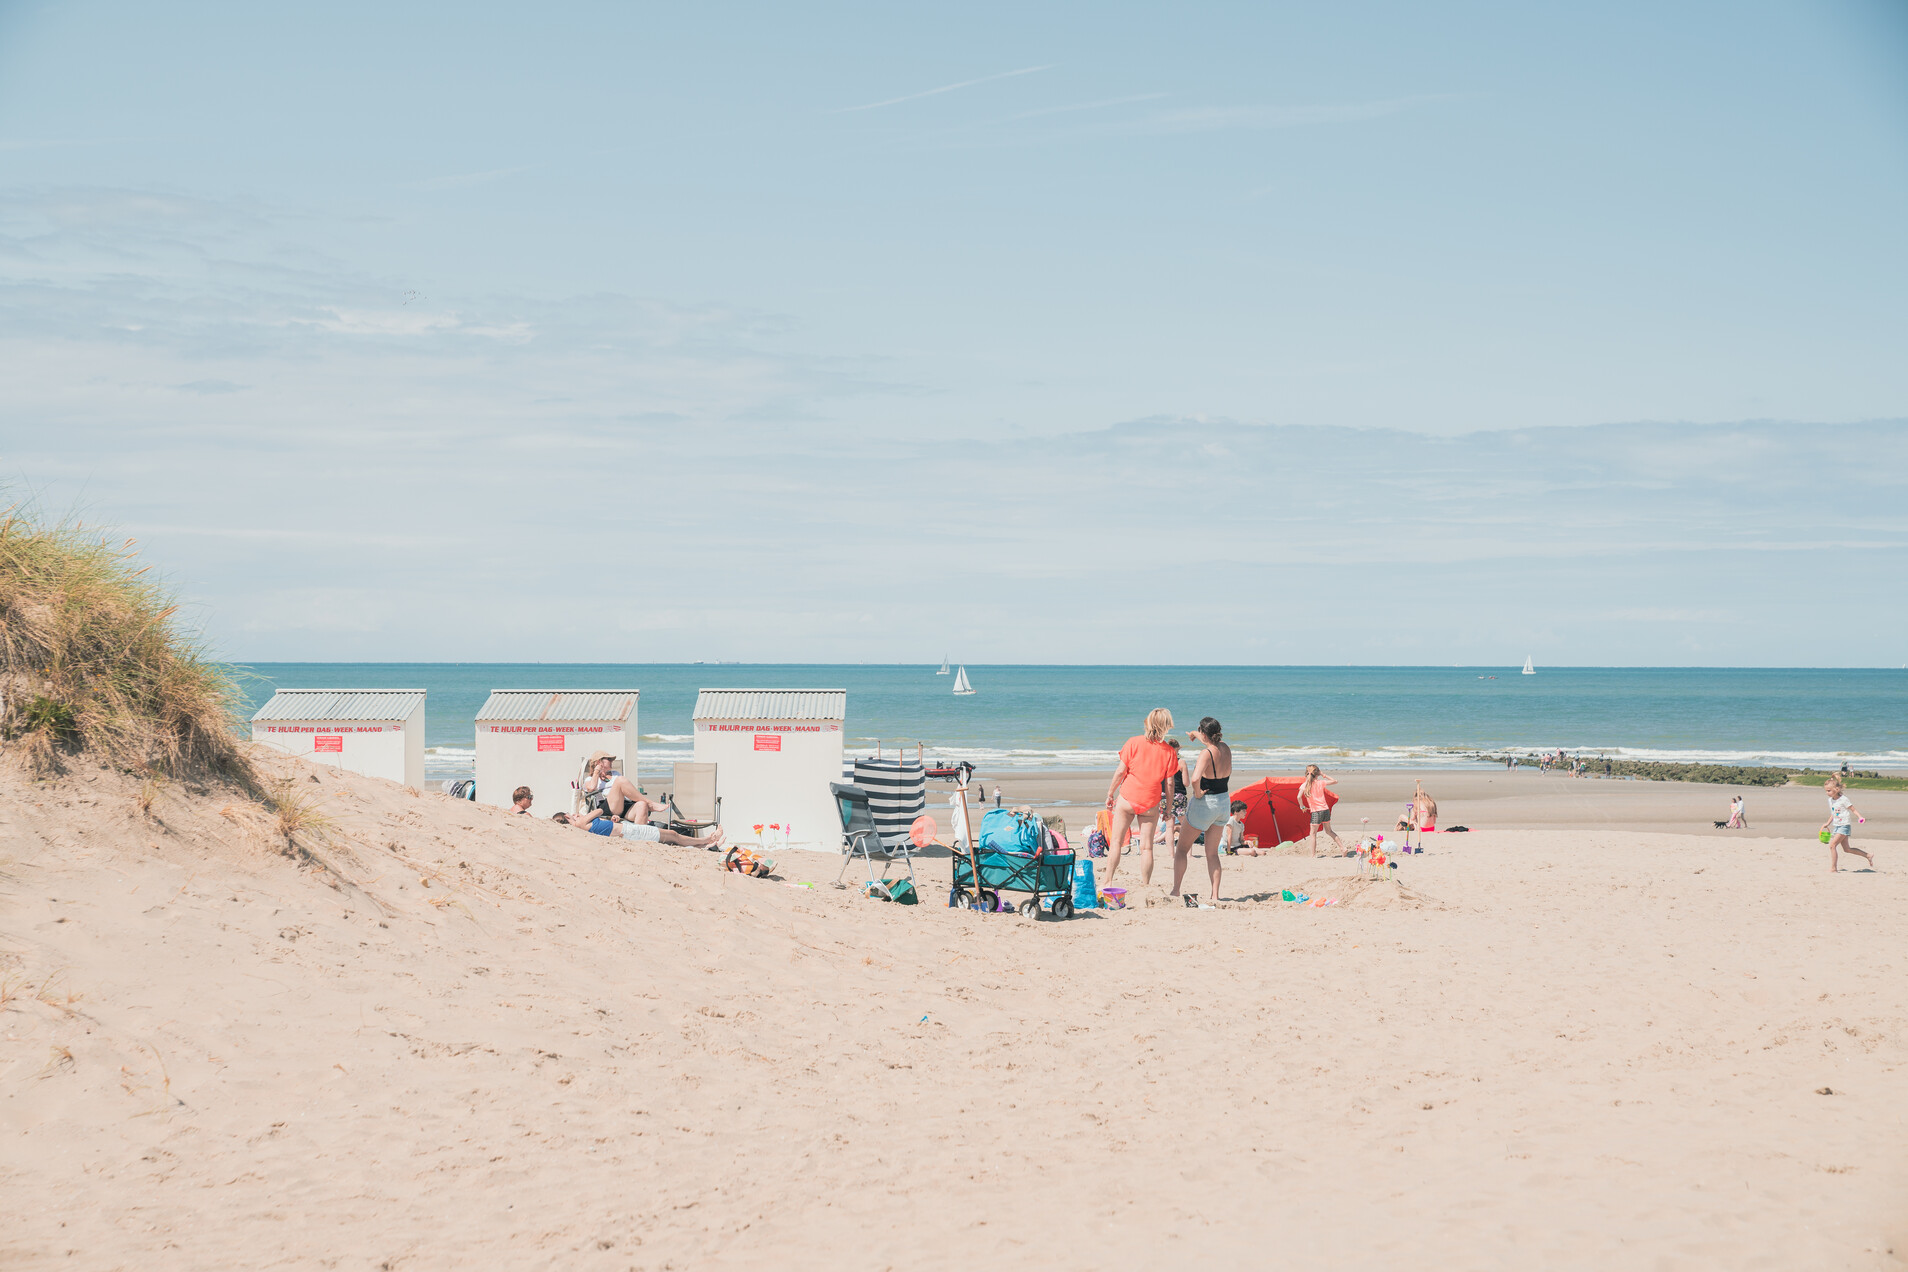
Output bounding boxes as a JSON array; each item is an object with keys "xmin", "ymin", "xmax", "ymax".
[
  {"xmin": 1785, "ymin": 771, "xmax": 1908, "ymax": 791},
  {"xmin": 0, "ymin": 508, "xmax": 253, "ymax": 785}
]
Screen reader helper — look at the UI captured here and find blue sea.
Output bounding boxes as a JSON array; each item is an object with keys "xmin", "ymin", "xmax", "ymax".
[{"xmin": 235, "ymin": 665, "xmax": 1908, "ymax": 784}]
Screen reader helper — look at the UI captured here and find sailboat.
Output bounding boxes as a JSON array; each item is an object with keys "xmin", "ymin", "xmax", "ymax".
[
  {"xmin": 951, "ymin": 665, "xmax": 976, "ymax": 696},
  {"xmin": 1522, "ymin": 656, "xmax": 1536, "ymax": 676},
  {"xmin": 937, "ymin": 657, "xmax": 950, "ymax": 675}
]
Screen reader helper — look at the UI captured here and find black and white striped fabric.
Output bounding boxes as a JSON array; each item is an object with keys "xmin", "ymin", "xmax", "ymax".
[{"xmin": 841, "ymin": 758, "xmax": 927, "ymax": 848}]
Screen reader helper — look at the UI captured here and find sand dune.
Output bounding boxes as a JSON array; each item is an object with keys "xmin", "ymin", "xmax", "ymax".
[{"xmin": 3, "ymin": 752, "xmax": 1904, "ymax": 1269}]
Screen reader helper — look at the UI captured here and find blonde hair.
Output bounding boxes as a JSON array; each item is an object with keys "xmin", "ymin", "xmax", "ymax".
[{"xmin": 1143, "ymin": 708, "xmax": 1174, "ymax": 741}]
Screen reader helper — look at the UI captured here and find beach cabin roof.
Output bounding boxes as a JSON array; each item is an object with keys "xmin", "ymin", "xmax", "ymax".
[
  {"xmin": 691, "ymin": 689, "xmax": 845, "ymax": 722},
  {"xmin": 251, "ymin": 689, "xmax": 426, "ymax": 723},
  {"xmin": 474, "ymin": 691, "xmax": 637, "ymax": 723}
]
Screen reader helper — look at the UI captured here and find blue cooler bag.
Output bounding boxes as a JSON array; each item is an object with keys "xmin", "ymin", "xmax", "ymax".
[{"xmin": 979, "ymin": 808, "xmax": 1045, "ymax": 855}]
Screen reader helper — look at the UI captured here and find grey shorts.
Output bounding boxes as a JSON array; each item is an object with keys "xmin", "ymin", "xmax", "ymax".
[
  {"xmin": 618, "ymin": 822, "xmax": 662, "ymax": 842},
  {"xmin": 1309, "ymin": 808, "xmax": 1331, "ymax": 825},
  {"xmin": 1185, "ymin": 792, "xmax": 1230, "ymax": 830}
]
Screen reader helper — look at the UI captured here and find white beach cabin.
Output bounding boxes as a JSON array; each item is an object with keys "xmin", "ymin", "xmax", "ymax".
[
  {"xmin": 474, "ymin": 690, "xmax": 638, "ymax": 811},
  {"xmin": 691, "ymin": 689, "xmax": 845, "ymax": 852},
  {"xmin": 251, "ymin": 689, "xmax": 426, "ymax": 788}
]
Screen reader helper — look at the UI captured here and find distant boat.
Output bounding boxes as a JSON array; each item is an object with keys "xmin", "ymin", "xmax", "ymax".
[
  {"xmin": 1522, "ymin": 656, "xmax": 1536, "ymax": 675},
  {"xmin": 937, "ymin": 657, "xmax": 950, "ymax": 675},
  {"xmin": 952, "ymin": 665, "xmax": 976, "ymax": 696}
]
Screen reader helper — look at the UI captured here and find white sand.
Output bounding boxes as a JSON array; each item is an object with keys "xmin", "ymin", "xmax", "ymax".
[{"xmin": 2, "ymin": 752, "xmax": 1904, "ymax": 1269}]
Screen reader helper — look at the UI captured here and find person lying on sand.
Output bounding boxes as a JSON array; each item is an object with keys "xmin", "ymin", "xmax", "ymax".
[
  {"xmin": 581, "ymin": 752, "xmax": 668, "ymax": 824},
  {"xmin": 552, "ymin": 811, "xmax": 725, "ymax": 849}
]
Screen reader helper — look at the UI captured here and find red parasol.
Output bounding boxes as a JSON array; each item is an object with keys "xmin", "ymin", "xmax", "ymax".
[{"xmin": 1232, "ymin": 777, "xmax": 1338, "ymax": 848}]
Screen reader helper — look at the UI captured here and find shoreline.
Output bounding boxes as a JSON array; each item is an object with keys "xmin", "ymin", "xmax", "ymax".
[{"xmin": 914, "ymin": 767, "xmax": 1908, "ymax": 844}]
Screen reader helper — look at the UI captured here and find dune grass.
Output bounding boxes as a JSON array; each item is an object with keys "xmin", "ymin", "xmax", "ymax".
[
  {"xmin": 0, "ymin": 509, "xmax": 253, "ymax": 785},
  {"xmin": 1787, "ymin": 771, "xmax": 1908, "ymax": 792}
]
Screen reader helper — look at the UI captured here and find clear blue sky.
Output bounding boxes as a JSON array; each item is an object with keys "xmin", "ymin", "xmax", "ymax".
[{"xmin": 1, "ymin": 0, "xmax": 1904, "ymax": 664}]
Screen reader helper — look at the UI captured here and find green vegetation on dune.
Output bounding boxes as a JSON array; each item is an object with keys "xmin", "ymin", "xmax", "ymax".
[
  {"xmin": 1484, "ymin": 757, "xmax": 1905, "ymax": 789},
  {"xmin": 1787, "ymin": 771, "xmax": 1908, "ymax": 791},
  {"xmin": 1486, "ymin": 757, "xmax": 1795, "ymax": 786},
  {"xmin": 0, "ymin": 509, "xmax": 252, "ymax": 784}
]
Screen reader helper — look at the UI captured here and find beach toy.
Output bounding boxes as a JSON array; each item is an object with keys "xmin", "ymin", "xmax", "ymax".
[
  {"xmin": 1101, "ymin": 886, "xmax": 1128, "ymax": 910},
  {"xmin": 909, "ymin": 814, "xmax": 939, "ymax": 848},
  {"xmin": 1819, "ymin": 830, "xmax": 1832, "ymax": 843}
]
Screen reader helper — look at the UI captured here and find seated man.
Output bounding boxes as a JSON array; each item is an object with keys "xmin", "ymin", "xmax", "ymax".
[
  {"xmin": 581, "ymin": 752, "xmax": 668, "ymax": 824},
  {"xmin": 552, "ymin": 811, "xmax": 724, "ymax": 850},
  {"xmin": 511, "ymin": 786, "xmax": 533, "ymax": 814}
]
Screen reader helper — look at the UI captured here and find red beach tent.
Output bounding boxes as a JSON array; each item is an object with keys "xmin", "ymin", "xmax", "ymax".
[{"xmin": 1232, "ymin": 776, "xmax": 1337, "ymax": 848}]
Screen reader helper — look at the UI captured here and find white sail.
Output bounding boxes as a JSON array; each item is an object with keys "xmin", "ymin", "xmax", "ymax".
[
  {"xmin": 937, "ymin": 657, "xmax": 950, "ymax": 675},
  {"xmin": 952, "ymin": 665, "xmax": 975, "ymax": 695},
  {"xmin": 1522, "ymin": 656, "xmax": 1536, "ymax": 675}
]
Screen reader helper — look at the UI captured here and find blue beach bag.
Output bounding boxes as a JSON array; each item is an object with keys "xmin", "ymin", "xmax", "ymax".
[
  {"xmin": 1072, "ymin": 858, "xmax": 1101, "ymax": 910},
  {"xmin": 979, "ymin": 808, "xmax": 1044, "ymax": 855}
]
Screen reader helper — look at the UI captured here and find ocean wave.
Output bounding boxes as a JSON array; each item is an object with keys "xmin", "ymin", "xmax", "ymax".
[{"xmin": 421, "ymin": 740, "xmax": 1906, "ymax": 781}]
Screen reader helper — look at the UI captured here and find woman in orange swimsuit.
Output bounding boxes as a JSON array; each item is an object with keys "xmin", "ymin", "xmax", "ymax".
[{"xmin": 1103, "ymin": 708, "xmax": 1178, "ymax": 886}]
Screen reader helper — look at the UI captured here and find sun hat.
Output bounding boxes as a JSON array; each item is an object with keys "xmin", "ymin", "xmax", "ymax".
[{"xmin": 586, "ymin": 750, "xmax": 616, "ymax": 766}]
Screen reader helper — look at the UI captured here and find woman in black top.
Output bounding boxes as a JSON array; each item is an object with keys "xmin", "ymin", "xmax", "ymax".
[{"xmin": 1172, "ymin": 717, "xmax": 1232, "ymax": 905}]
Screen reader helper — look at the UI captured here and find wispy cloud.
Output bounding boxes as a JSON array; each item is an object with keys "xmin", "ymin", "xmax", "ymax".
[
  {"xmin": 830, "ymin": 64, "xmax": 1053, "ymax": 113},
  {"xmin": 932, "ymin": 92, "xmax": 1171, "ymax": 134},
  {"xmin": 1137, "ymin": 93, "xmax": 1470, "ymax": 135},
  {"xmin": 410, "ymin": 165, "xmax": 536, "ymax": 191},
  {"xmin": 0, "ymin": 137, "xmax": 140, "ymax": 153}
]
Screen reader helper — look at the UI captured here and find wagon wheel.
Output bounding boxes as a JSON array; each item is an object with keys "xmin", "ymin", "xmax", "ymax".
[
  {"xmin": 949, "ymin": 887, "xmax": 970, "ymax": 909},
  {"xmin": 1018, "ymin": 899, "xmax": 1038, "ymax": 917},
  {"xmin": 1051, "ymin": 896, "xmax": 1074, "ymax": 921},
  {"xmin": 977, "ymin": 889, "xmax": 1000, "ymax": 913}
]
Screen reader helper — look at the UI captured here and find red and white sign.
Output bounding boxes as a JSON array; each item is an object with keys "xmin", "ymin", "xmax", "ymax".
[
  {"xmin": 313, "ymin": 735, "xmax": 344, "ymax": 753},
  {"xmin": 753, "ymin": 733, "xmax": 782, "ymax": 752},
  {"xmin": 537, "ymin": 733, "xmax": 565, "ymax": 752}
]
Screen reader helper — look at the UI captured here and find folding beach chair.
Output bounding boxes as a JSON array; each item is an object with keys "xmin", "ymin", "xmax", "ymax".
[
  {"xmin": 845, "ymin": 757, "xmax": 927, "ymax": 850},
  {"xmin": 668, "ymin": 761, "xmax": 720, "ymax": 834},
  {"xmin": 831, "ymin": 782, "xmax": 918, "ymax": 890}
]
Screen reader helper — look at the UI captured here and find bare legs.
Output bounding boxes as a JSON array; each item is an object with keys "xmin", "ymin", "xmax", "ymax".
[
  {"xmin": 605, "ymin": 776, "xmax": 664, "ymax": 823},
  {"xmin": 1104, "ymin": 797, "xmax": 1161, "ymax": 885},
  {"xmin": 1829, "ymin": 832, "xmax": 1873, "ymax": 873},
  {"xmin": 1308, "ymin": 816, "xmax": 1344, "ymax": 857},
  {"xmin": 1172, "ymin": 819, "xmax": 1222, "ymax": 902}
]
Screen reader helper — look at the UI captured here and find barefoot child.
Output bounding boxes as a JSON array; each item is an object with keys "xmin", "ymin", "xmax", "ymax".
[{"xmin": 1821, "ymin": 778, "xmax": 1874, "ymax": 873}]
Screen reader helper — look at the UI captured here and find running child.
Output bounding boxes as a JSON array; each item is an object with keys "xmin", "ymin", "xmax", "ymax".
[{"xmin": 1821, "ymin": 778, "xmax": 1874, "ymax": 873}]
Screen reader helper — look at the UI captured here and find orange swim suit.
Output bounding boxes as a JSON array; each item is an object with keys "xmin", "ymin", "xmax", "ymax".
[{"xmin": 1118, "ymin": 736, "xmax": 1180, "ymax": 814}]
